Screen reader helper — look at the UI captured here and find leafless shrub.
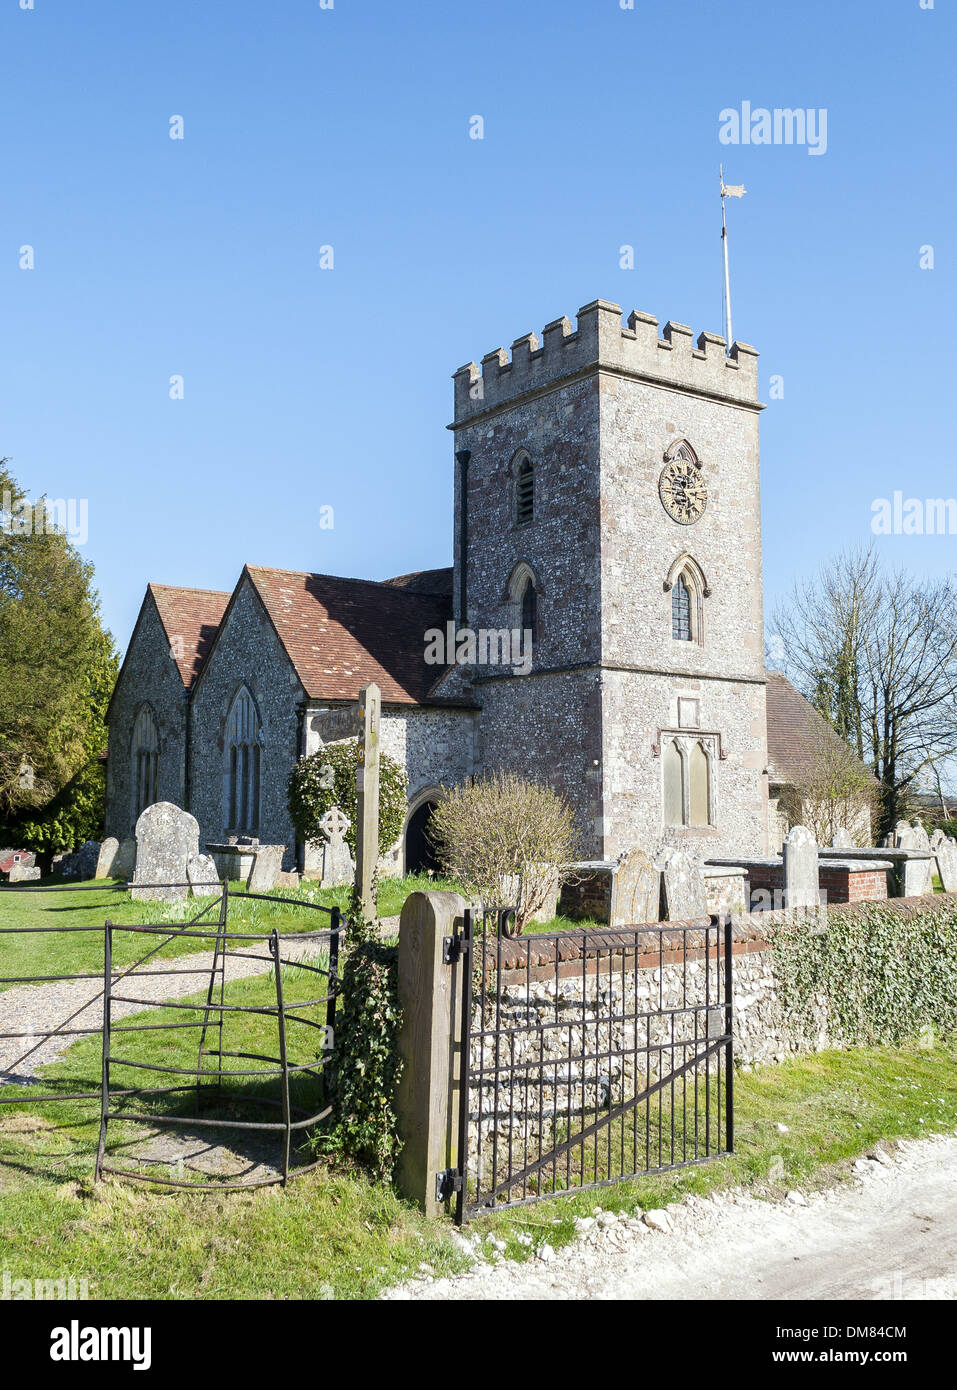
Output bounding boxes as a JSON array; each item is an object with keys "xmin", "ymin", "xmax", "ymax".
[{"xmin": 429, "ymin": 771, "xmax": 581, "ymax": 933}]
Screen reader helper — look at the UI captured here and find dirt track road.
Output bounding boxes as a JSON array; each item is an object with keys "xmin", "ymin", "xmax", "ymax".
[{"xmin": 386, "ymin": 1133, "xmax": 957, "ymax": 1301}]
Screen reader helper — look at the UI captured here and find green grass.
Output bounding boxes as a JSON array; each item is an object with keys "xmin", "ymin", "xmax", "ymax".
[
  {"xmin": 472, "ymin": 1041, "xmax": 957, "ymax": 1258},
  {"xmin": 0, "ymin": 875, "xmax": 464, "ymax": 991},
  {"xmin": 2, "ymin": 1021, "xmax": 955, "ymax": 1296},
  {"xmin": 0, "ymin": 876, "xmax": 605, "ymax": 992}
]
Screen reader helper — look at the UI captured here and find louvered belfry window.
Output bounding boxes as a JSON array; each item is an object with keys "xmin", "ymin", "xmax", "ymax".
[{"xmin": 516, "ymin": 458, "xmax": 534, "ymax": 525}]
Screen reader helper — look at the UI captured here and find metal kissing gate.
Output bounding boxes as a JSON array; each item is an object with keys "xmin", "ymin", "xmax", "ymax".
[
  {"xmin": 452, "ymin": 912, "xmax": 733, "ymax": 1223},
  {"xmin": 0, "ymin": 881, "xmax": 345, "ymax": 1191}
]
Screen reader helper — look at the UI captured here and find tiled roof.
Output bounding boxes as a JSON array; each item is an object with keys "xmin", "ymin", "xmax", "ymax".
[
  {"xmin": 245, "ymin": 565, "xmax": 453, "ymax": 705},
  {"xmin": 766, "ymin": 670, "xmax": 878, "ymax": 786},
  {"xmin": 148, "ymin": 584, "xmax": 231, "ymax": 688},
  {"xmin": 381, "ymin": 567, "xmax": 454, "ymax": 598}
]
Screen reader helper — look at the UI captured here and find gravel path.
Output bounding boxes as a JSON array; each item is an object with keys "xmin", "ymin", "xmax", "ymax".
[
  {"xmin": 0, "ymin": 931, "xmax": 333, "ymax": 1083},
  {"xmin": 385, "ymin": 1132, "xmax": 957, "ymax": 1301}
]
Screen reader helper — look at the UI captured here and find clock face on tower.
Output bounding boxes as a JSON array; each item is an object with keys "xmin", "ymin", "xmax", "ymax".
[{"xmin": 658, "ymin": 455, "xmax": 707, "ymax": 525}]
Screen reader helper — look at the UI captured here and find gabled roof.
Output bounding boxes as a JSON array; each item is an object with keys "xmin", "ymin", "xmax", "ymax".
[
  {"xmin": 382, "ymin": 567, "xmax": 454, "ymax": 598},
  {"xmin": 766, "ymin": 670, "xmax": 879, "ymax": 787},
  {"xmin": 244, "ymin": 565, "xmax": 453, "ymax": 705},
  {"xmin": 148, "ymin": 584, "xmax": 231, "ymax": 688}
]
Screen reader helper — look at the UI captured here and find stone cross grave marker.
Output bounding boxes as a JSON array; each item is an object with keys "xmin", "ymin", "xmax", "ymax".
[{"xmin": 319, "ymin": 807, "xmax": 353, "ymax": 888}]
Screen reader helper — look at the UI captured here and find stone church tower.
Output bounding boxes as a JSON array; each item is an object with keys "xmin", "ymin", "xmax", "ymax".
[{"xmin": 445, "ymin": 299, "xmax": 769, "ymax": 859}]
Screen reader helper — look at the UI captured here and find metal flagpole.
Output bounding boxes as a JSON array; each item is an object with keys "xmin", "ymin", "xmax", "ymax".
[{"xmin": 719, "ymin": 167, "xmax": 746, "ymax": 354}]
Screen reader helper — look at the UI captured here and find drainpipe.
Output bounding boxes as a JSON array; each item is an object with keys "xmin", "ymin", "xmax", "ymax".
[{"xmin": 456, "ymin": 450, "xmax": 471, "ymax": 627}]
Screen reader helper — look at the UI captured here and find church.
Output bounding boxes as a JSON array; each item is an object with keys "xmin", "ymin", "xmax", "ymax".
[{"xmin": 105, "ymin": 298, "xmax": 834, "ymax": 874}]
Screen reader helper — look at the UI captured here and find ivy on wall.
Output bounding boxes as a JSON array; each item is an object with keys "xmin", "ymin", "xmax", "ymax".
[
  {"xmin": 770, "ymin": 898, "xmax": 957, "ymax": 1047},
  {"xmin": 316, "ymin": 883, "xmax": 403, "ymax": 1181},
  {"xmin": 288, "ymin": 740, "xmax": 407, "ymax": 858}
]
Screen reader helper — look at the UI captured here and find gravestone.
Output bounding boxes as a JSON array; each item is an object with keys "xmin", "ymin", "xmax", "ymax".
[
  {"xmin": 95, "ymin": 837, "xmax": 120, "ymax": 879},
  {"xmin": 318, "ymin": 807, "xmax": 354, "ymax": 888},
  {"xmin": 248, "ymin": 844, "xmax": 285, "ymax": 893},
  {"xmin": 611, "ymin": 847, "xmax": 660, "ymax": 926},
  {"xmin": 187, "ymin": 852, "xmax": 220, "ymax": 894},
  {"xmin": 894, "ymin": 821, "xmax": 919, "ymax": 850},
  {"xmin": 658, "ymin": 848, "xmax": 708, "ymax": 920},
  {"xmin": 131, "ymin": 802, "xmax": 200, "ymax": 903},
  {"xmin": 931, "ymin": 828, "xmax": 947, "ymax": 852},
  {"xmin": 9, "ymin": 863, "xmax": 40, "ymax": 882},
  {"xmin": 113, "ymin": 839, "xmax": 137, "ymax": 881},
  {"xmin": 830, "ymin": 827, "xmax": 855, "ymax": 850},
  {"xmin": 901, "ymin": 854, "xmax": 934, "ymax": 898},
  {"xmin": 935, "ymin": 837, "xmax": 957, "ymax": 894},
  {"xmin": 783, "ymin": 824, "xmax": 819, "ymax": 909},
  {"xmin": 60, "ymin": 841, "xmax": 100, "ymax": 881},
  {"xmin": 910, "ymin": 823, "xmax": 931, "ymax": 853}
]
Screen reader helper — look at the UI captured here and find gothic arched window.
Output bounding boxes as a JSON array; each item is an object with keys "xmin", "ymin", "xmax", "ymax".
[
  {"xmin": 132, "ymin": 705, "xmax": 159, "ymax": 820},
  {"xmin": 689, "ymin": 740, "xmax": 711, "ymax": 826},
  {"xmin": 672, "ymin": 575, "xmax": 692, "ymax": 641},
  {"xmin": 521, "ymin": 576, "xmax": 538, "ymax": 647},
  {"xmin": 663, "ymin": 740, "xmax": 684, "ymax": 826},
  {"xmin": 225, "ymin": 687, "xmax": 261, "ymax": 835},
  {"xmin": 505, "ymin": 561, "xmax": 542, "ymax": 669},
  {"xmin": 666, "ymin": 554, "xmax": 709, "ymax": 645},
  {"xmin": 662, "ymin": 735, "xmax": 714, "ymax": 828}
]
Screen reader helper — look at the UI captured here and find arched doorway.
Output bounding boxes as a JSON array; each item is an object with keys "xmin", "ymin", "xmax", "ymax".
[{"xmin": 405, "ymin": 800, "xmax": 440, "ymax": 875}]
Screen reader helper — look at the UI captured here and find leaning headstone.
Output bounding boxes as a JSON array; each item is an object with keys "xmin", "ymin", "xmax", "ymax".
[
  {"xmin": 830, "ymin": 827, "xmax": 855, "ymax": 850},
  {"xmin": 935, "ymin": 837, "xmax": 957, "ymax": 894},
  {"xmin": 658, "ymin": 848, "xmax": 708, "ymax": 920},
  {"xmin": 247, "ymin": 844, "xmax": 285, "ymax": 893},
  {"xmin": 95, "ymin": 837, "xmax": 120, "ymax": 879},
  {"xmin": 931, "ymin": 828, "xmax": 947, "ymax": 852},
  {"xmin": 131, "ymin": 802, "xmax": 199, "ymax": 903},
  {"xmin": 611, "ymin": 847, "xmax": 660, "ymax": 926},
  {"xmin": 783, "ymin": 824, "xmax": 819, "ymax": 910},
  {"xmin": 318, "ymin": 807, "xmax": 354, "ymax": 888},
  {"xmin": 187, "ymin": 852, "xmax": 220, "ymax": 895}
]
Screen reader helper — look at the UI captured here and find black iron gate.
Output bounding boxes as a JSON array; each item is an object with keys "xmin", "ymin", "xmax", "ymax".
[
  {"xmin": 0, "ymin": 881, "xmax": 345, "ymax": 1190},
  {"xmin": 454, "ymin": 912, "xmax": 733, "ymax": 1223}
]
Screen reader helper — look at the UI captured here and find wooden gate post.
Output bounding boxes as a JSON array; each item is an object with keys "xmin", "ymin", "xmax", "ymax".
[
  {"xmin": 395, "ymin": 890, "xmax": 467, "ymax": 1216},
  {"xmin": 354, "ymin": 681, "xmax": 381, "ymax": 921}
]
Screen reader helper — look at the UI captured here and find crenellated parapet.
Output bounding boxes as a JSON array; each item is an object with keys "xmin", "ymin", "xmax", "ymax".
[{"xmin": 453, "ymin": 299, "xmax": 760, "ymax": 422}]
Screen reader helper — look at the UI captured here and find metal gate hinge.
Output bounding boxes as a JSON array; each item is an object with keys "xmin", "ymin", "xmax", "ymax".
[
  {"xmin": 442, "ymin": 935, "xmax": 461, "ymax": 964},
  {"xmin": 435, "ymin": 1168, "xmax": 463, "ymax": 1203}
]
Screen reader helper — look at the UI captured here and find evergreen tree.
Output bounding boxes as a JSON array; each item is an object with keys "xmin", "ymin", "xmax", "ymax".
[{"xmin": 0, "ymin": 459, "xmax": 118, "ymax": 851}]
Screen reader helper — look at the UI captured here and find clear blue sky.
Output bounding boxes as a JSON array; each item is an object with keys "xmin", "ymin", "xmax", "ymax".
[{"xmin": 2, "ymin": 0, "xmax": 954, "ymax": 654}]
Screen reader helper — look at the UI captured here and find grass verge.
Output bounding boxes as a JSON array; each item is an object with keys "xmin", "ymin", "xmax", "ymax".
[{"xmin": 2, "ymin": 1037, "xmax": 955, "ymax": 1297}]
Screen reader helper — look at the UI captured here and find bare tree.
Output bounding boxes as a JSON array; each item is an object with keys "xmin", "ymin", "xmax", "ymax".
[
  {"xmin": 778, "ymin": 715, "xmax": 878, "ymax": 846},
  {"xmin": 774, "ymin": 548, "xmax": 957, "ymax": 839},
  {"xmin": 429, "ymin": 772, "xmax": 581, "ymax": 933}
]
